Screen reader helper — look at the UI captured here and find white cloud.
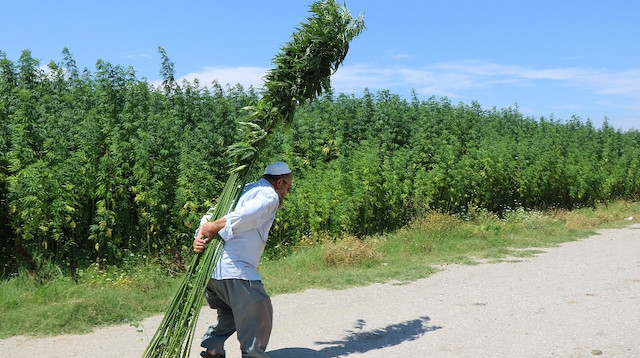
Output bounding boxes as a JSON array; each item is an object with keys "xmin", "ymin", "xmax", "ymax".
[
  {"xmin": 172, "ymin": 61, "xmax": 640, "ymax": 113},
  {"xmin": 329, "ymin": 60, "xmax": 640, "ymax": 129},
  {"xmin": 126, "ymin": 53, "xmax": 152, "ymax": 60},
  {"xmin": 384, "ymin": 50, "xmax": 410, "ymax": 61},
  {"xmin": 332, "ymin": 60, "xmax": 640, "ymax": 103},
  {"xmin": 595, "ymin": 70, "xmax": 640, "ymax": 96},
  {"xmin": 164, "ymin": 60, "xmax": 638, "ymax": 129},
  {"xmin": 177, "ymin": 66, "xmax": 269, "ymax": 89},
  {"xmin": 392, "ymin": 54, "xmax": 410, "ymax": 60}
]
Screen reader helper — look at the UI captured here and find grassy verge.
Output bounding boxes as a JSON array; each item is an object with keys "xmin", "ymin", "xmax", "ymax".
[
  {"xmin": 0, "ymin": 261, "xmax": 183, "ymax": 338},
  {"xmin": 261, "ymin": 201, "xmax": 640, "ymax": 294},
  {"xmin": 1, "ymin": 201, "xmax": 638, "ymax": 338}
]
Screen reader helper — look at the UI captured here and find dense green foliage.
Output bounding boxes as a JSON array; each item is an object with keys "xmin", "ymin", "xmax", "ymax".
[
  {"xmin": 269, "ymin": 90, "xmax": 640, "ymax": 250},
  {"xmin": 1, "ymin": 50, "xmax": 639, "ymax": 278},
  {"xmin": 0, "ymin": 48, "xmax": 250, "ymax": 278}
]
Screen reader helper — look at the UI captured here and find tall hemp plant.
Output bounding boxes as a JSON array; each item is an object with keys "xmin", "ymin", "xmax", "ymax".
[{"xmin": 143, "ymin": 1, "xmax": 364, "ymax": 357}]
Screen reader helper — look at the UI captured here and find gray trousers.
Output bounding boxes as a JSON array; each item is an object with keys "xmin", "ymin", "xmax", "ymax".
[{"xmin": 202, "ymin": 278, "xmax": 273, "ymax": 358}]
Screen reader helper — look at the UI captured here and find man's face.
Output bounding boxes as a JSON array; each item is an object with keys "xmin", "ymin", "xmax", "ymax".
[{"xmin": 275, "ymin": 174, "xmax": 293, "ymax": 207}]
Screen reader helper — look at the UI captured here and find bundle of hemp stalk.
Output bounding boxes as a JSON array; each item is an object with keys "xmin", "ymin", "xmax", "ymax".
[{"xmin": 142, "ymin": 1, "xmax": 364, "ymax": 357}]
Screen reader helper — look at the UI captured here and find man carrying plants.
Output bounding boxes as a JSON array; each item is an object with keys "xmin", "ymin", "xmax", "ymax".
[{"xmin": 193, "ymin": 161, "xmax": 293, "ymax": 358}]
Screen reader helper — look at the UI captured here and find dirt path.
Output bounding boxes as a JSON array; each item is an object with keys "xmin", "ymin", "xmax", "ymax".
[{"xmin": 3, "ymin": 224, "xmax": 639, "ymax": 358}]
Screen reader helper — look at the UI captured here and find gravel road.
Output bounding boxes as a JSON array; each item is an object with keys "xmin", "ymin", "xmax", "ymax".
[{"xmin": 2, "ymin": 224, "xmax": 639, "ymax": 358}]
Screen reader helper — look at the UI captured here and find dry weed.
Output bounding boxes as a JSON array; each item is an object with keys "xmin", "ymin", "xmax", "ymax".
[{"xmin": 322, "ymin": 235, "xmax": 382, "ymax": 267}]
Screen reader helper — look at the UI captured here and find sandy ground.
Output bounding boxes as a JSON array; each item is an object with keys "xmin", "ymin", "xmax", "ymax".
[{"xmin": 2, "ymin": 223, "xmax": 639, "ymax": 358}]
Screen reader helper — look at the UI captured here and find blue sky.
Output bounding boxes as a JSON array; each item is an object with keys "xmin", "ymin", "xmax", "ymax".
[{"xmin": 2, "ymin": 0, "xmax": 638, "ymax": 131}]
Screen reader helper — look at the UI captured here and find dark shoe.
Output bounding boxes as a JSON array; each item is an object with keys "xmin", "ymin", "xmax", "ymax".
[{"xmin": 200, "ymin": 350, "xmax": 225, "ymax": 358}]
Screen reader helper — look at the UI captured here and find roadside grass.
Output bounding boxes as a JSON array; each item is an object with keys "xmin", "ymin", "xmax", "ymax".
[
  {"xmin": 260, "ymin": 200, "xmax": 639, "ymax": 291},
  {"xmin": 1, "ymin": 200, "xmax": 638, "ymax": 338},
  {"xmin": 0, "ymin": 261, "xmax": 182, "ymax": 338}
]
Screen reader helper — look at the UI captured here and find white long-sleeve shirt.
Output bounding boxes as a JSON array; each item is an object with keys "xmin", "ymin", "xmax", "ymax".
[{"xmin": 197, "ymin": 178, "xmax": 279, "ymax": 281}]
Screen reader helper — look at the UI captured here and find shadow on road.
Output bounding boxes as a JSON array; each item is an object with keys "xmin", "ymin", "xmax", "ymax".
[{"xmin": 268, "ymin": 316, "xmax": 441, "ymax": 357}]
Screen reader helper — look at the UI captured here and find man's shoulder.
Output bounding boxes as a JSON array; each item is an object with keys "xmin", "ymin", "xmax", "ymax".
[
  {"xmin": 241, "ymin": 179, "xmax": 278, "ymax": 202},
  {"xmin": 243, "ymin": 178, "xmax": 273, "ymax": 192}
]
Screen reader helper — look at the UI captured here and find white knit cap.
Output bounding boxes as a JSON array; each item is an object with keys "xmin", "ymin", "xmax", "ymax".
[{"xmin": 264, "ymin": 161, "xmax": 291, "ymax": 175}]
